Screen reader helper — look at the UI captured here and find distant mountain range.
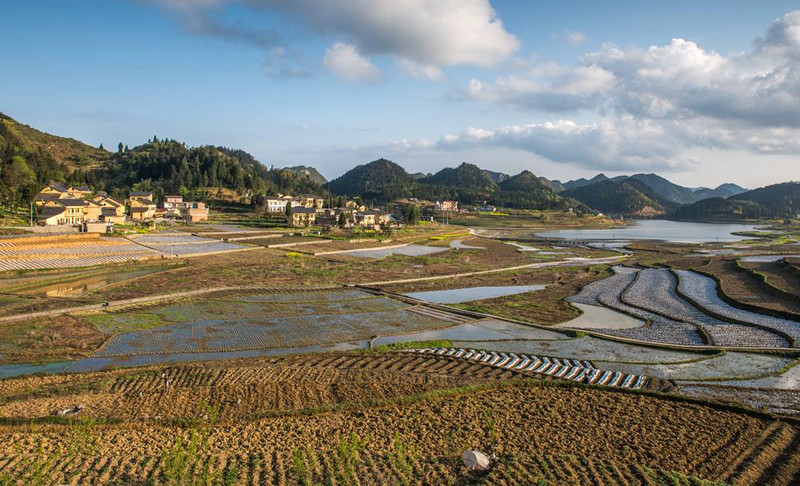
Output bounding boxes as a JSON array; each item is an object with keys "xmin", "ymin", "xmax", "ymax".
[{"xmin": 2, "ymin": 111, "xmax": 795, "ymax": 220}]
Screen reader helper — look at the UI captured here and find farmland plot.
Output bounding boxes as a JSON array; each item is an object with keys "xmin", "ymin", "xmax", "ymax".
[
  {"xmin": 623, "ymin": 269, "xmax": 788, "ymax": 347},
  {"xmin": 451, "ymin": 335, "xmax": 707, "ymax": 363},
  {"xmin": 594, "ymin": 352, "xmax": 794, "ymax": 381},
  {"xmin": 674, "ymin": 269, "xmax": 800, "ymax": 344},
  {"xmin": 90, "ymin": 290, "xmax": 459, "ymax": 356},
  {"xmin": 569, "ymin": 267, "xmax": 705, "ymax": 345},
  {"xmin": 0, "ymin": 378, "xmax": 798, "ymax": 485}
]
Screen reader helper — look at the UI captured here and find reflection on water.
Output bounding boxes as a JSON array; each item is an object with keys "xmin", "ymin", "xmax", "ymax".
[
  {"xmin": 404, "ymin": 285, "xmax": 546, "ymax": 304},
  {"xmin": 22, "ymin": 269, "xmax": 160, "ymax": 298},
  {"xmin": 537, "ymin": 219, "xmax": 759, "ymax": 243}
]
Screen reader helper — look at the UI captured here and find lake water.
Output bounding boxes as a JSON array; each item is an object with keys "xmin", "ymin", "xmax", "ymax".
[
  {"xmin": 404, "ymin": 284, "xmax": 546, "ymax": 304},
  {"xmin": 537, "ymin": 219, "xmax": 760, "ymax": 243}
]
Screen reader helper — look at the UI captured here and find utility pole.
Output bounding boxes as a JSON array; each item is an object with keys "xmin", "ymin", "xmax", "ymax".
[{"xmin": 30, "ymin": 202, "xmax": 33, "ymax": 227}]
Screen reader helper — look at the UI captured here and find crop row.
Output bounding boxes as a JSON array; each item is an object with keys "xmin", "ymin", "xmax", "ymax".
[
  {"xmin": 147, "ymin": 241, "xmax": 248, "ymax": 256},
  {"xmin": 0, "ymin": 252, "xmax": 159, "ymax": 271},
  {"xmin": 624, "ymin": 269, "xmax": 788, "ymax": 348},
  {"xmin": 410, "ymin": 347, "xmax": 646, "ymax": 389},
  {"xmin": 132, "ymin": 235, "xmax": 211, "ymax": 244},
  {"xmin": 0, "ymin": 449, "xmax": 732, "ymax": 486},
  {"xmin": 570, "ymin": 267, "xmax": 705, "ymax": 346}
]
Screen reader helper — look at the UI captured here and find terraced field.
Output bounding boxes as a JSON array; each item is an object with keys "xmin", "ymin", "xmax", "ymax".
[
  {"xmin": 0, "ymin": 233, "xmax": 252, "ymax": 272},
  {"xmin": 568, "ymin": 267, "xmax": 705, "ymax": 346},
  {"xmin": 408, "ymin": 347, "xmax": 649, "ymax": 390},
  {"xmin": 624, "ymin": 269, "xmax": 788, "ymax": 347},
  {"xmin": 674, "ymin": 269, "xmax": 800, "ymax": 346},
  {"xmin": 567, "ymin": 266, "xmax": 799, "ymax": 348},
  {"xmin": 0, "ymin": 354, "xmax": 798, "ymax": 485}
]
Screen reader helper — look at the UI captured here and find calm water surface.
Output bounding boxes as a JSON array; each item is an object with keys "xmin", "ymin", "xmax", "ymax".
[
  {"xmin": 537, "ymin": 219, "xmax": 760, "ymax": 243},
  {"xmin": 404, "ymin": 285, "xmax": 546, "ymax": 304}
]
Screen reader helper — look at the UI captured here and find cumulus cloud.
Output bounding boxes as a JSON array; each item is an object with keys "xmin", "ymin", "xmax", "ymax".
[
  {"xmin": 465, "ymin": 63, "xmax": 615, "ymax": 112},
  {"xmin": 148, "ymin": 0, "xmax": 519, "ymax": 78},
  {"xmin": 466, "ymin": 10, "xmax": 800, "ymax": 128},
  {"xmin": 323, "ymin": 42, "xmax": 382, "ymax": 82},
  {"xmin": 437, "ymin": 118, "xmax": 692, "ymax": 171}
]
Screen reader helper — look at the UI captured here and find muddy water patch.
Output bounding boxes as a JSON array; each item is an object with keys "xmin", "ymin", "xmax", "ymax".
[
  {"xmin": 556, "ymin": 303, "xmax": 645, "ymax": 330},
  {"xmin": 346, "ymin": 245, "xmax": 449, "ymax": 259}
]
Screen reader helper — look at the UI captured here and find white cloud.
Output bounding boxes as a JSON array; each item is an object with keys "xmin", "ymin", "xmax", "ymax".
[
  {"xmin": 395, "ymin": 58, "xmax": 444, "ymax": 80},
  {"xmin": 466, "ymin": 10, "xmax": 800, "ymax": 127},
  {"xmin": 149, "ymin": 0, "xmax": 519, "ymax": 78},
  {"xmin": 323, "ymin": 42, "xmax": 382, "ymax": 82},
  {"xmin": 437, "ymin": 118, "xmax": 691, "ymax": 171},
  {"xmin": 564, "ymin": 30, "xmax": 586, "ymax": 45},
  {"xmin": 465, "ymin": 63, "xmax": 615, "ymax": 112}
]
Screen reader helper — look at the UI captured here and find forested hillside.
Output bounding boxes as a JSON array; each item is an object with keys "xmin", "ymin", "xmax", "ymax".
[
  {"xmin": 731, "ymin": 182, "xmax": 800, "ymax": 217},
  {"xmin": 671, "ymin": 197, "xmax": 769, "ymax": 221},
  {"xmin": 1, "ymin": 114, "xmax": 97, "ymax": 208},
  {"xmin": 327, "ymin": 159, "xmax": 580, "ymax": 210},
  {"xmin": 563, "ymin": 179, "xmax": 674, "ymax": 216},
  {"xmin": 89, "ymin": 138, "xmax": 326, "ymax": 202}
]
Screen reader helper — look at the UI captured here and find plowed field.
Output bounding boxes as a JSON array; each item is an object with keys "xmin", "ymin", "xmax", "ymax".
[{"xmin": 0, "ymin": 353, "xmax": 798, "ymax": 485}]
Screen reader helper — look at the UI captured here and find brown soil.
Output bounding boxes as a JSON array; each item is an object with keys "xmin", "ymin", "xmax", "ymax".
[
  {"xmin": 0, "ymin": 353, "xmax": 797, "ymax": 485},
  {"xmin": 693, "ymin": 259, "xmax": 800, "ymax": 318},
  {"xmin": 447, "ymin": 266, "xmax": 613, "ymax": 325},
  {"xmin": 743, "ymin": 260, "xmax": 800, "ymax": 299},
  {"xmin": 0, "ymin": 314, "xmax": 108, "ymax": 364}
]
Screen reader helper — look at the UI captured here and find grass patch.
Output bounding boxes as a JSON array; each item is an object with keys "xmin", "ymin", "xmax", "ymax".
[{"xmin": 373, "ymin": 339, "xmax": 452, "ymax": 352}]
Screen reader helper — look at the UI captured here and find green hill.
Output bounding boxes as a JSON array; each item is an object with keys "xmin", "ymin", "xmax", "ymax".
[
  {"xmin": 671, "ymin": 197, "xmax": 768, "ymax": 221},
  {"xmin": 326, "ymin": 158, "xmax": 414, "ymax": 201},
  {"xmin": 563, "ymin": 178, "xmax": 673, "ymax": 216},
  {"xmin": 285, "ymin": 165, "xmax": 327, "ymax": 186},
  {"xmin": 91, "ymin": 139, "xmax": 325, "ymax": 202},
  {"xmin": 730, "ymin": 182, "xmax": 800, "ymax": 218},
  {"xmin": 1, "ymin": 112, "xmax": 109, "ymax": 208},
  {"xmin": 492, "ymin": 170, "xmax": 578, "ymax": 210},
  {"xmin": 0, "ymin": 112, "xmax": 109, "ymax": 173}
]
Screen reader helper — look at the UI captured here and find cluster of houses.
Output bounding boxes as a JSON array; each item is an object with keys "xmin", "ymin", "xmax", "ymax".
[
  {"xmin": 34, "ymin": 184, "xmax": 208, "ymax": 229},
  {"xmin": 264, "ymin": 194, "xmax": 401, "ymax": 229}
]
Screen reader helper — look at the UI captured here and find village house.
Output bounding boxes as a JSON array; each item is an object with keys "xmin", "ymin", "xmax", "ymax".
[
  {"xmin": 83, "ymin": 199, "xmax": 103, "ymax": 221},
  {"xmin": 356, "ymin": 210, "xmax": 395, "ymax": 229},
  {"xmin": 128, "ymin": 198, "xmax": 157, "ymax": 221},
  {"xmin": 297, "ymin": 194, "xmax": 325, "ymax": 209},
  {"xmin": 289, "ymin": 206, "xmax": 317, "ymax": 227},
  {"xmin": 179, "ymin": 201, "xmax": 209, "ymax": 222},
  {"xmin": 435, "ymin": 200, "xmax": 459, "ymax": 212},
  {"xmin": 34, "ymin": 183, "xmax": 93, "ymax": 207},
  {"xmin": 127, "ymin": 190, "xmax": 154, "ymax": 204},
  {"xmin": 93, "ymin": 194, "xmax": 126, "ymax": 223},
  {"xmin": 162, "ymin": 195, "xmax": 183, "ymax": 210},
  {"xmin": 38, "ymin": 198, "xmax": 87, "ymax": 226},
  {"xmin": 265, "ymin": 195, "xmax": 300, "ymax": 213}
]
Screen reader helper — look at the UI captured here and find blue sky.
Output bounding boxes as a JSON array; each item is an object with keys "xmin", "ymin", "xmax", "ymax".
[{"xmin": 2, "ymin": 1, "xmax": 799, "ymax": 188}]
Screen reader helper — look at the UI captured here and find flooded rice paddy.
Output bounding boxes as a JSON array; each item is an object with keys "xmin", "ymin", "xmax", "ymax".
[
  {"xmin": 404, "ymin": 284, "xmax": 546, "ymax": 304},
  {"xmin": 557, "ymin": 303, "xmax": 645, "ymax": 330},
  {"xmin": 17, "ymin": 268, "xmax": 164, "ymax": 297},
  {"xmin": 595, "ymin": 352, "xmax": 794, "ymax": 381},
  {"xmin": 568, "ymin": 266, "xmax": 798, "ymax": 348}
]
